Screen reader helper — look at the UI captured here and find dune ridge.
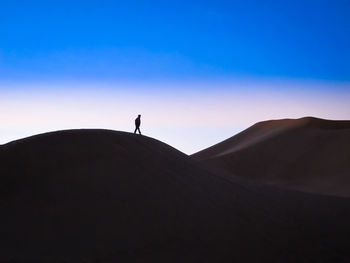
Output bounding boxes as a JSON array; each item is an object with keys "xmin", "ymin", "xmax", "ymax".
[
  {"xmin": 192, "ymin": 117, "xmax": 350, "ymax": 196},
  {"xmin": 1, "ymin": 129, "xmax": 350, "ymax": 262}
]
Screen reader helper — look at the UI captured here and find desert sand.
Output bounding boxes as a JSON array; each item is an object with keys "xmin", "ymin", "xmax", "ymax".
[
  {"xmin": 1, "ymin": 127, "xmax": 350, "ymax": 262},
  {"xmin": 193, "ymin": 117, "xmax": 350, "ymax": 197}
]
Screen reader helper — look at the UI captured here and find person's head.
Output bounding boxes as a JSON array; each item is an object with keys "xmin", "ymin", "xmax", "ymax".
[{"xmin": 138, "ymin": 114, "xmax": 141, "ymax": 118}]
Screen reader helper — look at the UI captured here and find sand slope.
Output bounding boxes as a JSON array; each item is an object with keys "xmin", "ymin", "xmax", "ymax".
[
  {"xmin": 1, "ymin": 129, "xmax": 350, "ymax": 262},
  {"xmin": 192, "ymin": 117, "xmax": 350, "ymax": 196}
]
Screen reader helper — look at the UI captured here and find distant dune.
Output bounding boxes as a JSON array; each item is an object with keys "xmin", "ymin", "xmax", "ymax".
[
  {"xmin": 1, "ymin": 129, "xmax": 350, "ymax": 262},
  {"xmin": 192, "ymin": 117, "xmax": 350, "ymax": 197}
]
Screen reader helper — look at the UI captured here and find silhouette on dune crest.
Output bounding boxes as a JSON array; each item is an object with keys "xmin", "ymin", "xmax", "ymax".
[
  {"xmin": 192, "ymin": 117, "xmax": 350, "ymax": 197},
  {"xmin": 134, "ymin": 114, "xmax": 142, "ymax": 134},
  {"xmin": 1, "ymin": 129, "xmax": 350, "ymax": 262}
]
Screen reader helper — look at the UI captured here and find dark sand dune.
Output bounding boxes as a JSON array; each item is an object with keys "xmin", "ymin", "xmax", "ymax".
[
  {"xmin": 192, "ymin": 117, "xmax": 350, "ymax": 197},
  {"xmin": 1, "ymin": 129, "xmax": 350, "ymax": 262}
]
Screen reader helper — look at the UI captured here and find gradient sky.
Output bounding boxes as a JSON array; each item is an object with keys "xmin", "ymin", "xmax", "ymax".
[{"xmin": 1, "ymin": 0, "xmax": 350, "ymax": 153}]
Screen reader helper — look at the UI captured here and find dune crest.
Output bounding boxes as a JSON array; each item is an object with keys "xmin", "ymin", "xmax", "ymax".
[
  {"xmin": 192, "ymin": 117, "xmax": 350, "ymax": 197},
  {"xmin": 1, "ymin": 129, "xmax": 350, "ymax": 262}
]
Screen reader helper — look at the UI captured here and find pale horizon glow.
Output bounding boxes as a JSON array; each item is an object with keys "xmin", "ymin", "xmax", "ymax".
[{"xmin": 1, "ymin": 78, "xmax": 349, "ymax": 154}]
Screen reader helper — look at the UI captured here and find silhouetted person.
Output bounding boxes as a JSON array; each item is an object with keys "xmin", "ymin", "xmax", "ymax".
[{"xmin": 134, "ymin": 114, "xmax": 142, "ymax": 134}]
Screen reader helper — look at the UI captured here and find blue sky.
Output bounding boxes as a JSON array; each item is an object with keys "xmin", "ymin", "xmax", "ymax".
[
  {"xmin": 0, "ymin": 0, "xmax": 349, "ymax": 153},
  {"xmin": 1, "ymin": 0, "xmax": 350, "ymax": 81}
]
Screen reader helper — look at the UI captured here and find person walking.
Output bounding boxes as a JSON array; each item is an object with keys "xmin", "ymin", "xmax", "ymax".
[{"xmin": 134, "ymin": 114, "xmax": 142, "ymax": 134}]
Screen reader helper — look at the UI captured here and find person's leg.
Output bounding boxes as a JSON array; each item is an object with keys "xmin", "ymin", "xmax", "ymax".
[{"xmin": 134, "ymin": 127, "xmax": 137, "ymax": 134}]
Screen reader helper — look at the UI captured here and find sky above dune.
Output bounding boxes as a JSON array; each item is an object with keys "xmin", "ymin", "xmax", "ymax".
[{"xmin": 1, "ymin": 0, "xmax": 350, "ymax": 153}]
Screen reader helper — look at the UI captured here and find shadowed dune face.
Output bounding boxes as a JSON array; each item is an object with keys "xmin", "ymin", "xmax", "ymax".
[
  {"xmin": 192, "ymin": 117, "xmax": 350, "ymax": 197},
  {"xmin": 1, "ymin": 129, "xmax": 350, "ymax": 262}
]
